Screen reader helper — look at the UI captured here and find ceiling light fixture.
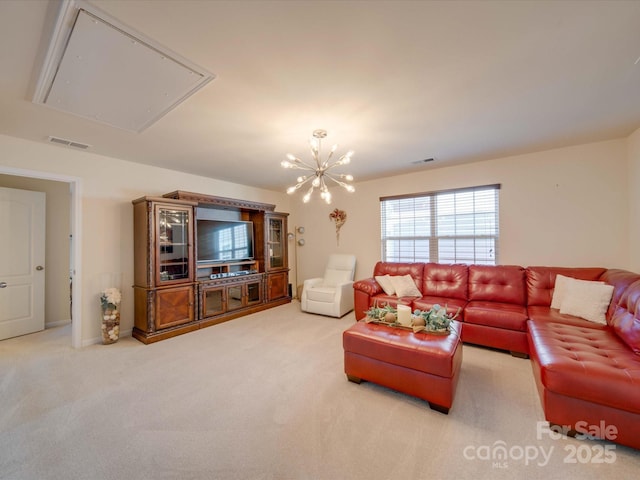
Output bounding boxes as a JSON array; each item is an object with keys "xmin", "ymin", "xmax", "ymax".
[{"xmin": 282, "ymin": 129, "xmax": 355, "ymax": 204}]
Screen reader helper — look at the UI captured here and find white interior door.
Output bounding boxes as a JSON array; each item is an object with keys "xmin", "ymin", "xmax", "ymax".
[{"xmin": 0, "ymin": 187, "xmax": 46, "ymax": 340}]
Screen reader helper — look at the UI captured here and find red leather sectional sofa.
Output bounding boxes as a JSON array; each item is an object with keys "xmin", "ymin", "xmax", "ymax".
[{"xmin": 352, "ymin": 262, "xmax": 640, "ymax": 450}]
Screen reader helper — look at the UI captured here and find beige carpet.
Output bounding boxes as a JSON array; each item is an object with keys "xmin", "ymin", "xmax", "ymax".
[{"xmin": 1, "ymin": 302, "xmax": 638, "ymax": 480}]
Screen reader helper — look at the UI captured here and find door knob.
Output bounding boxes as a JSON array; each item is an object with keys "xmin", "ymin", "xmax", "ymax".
[
  {"xmin": 0, "ymin": 282, "xmax": 7, "ymax": 288},
  {"xmin": 36, "ymin": 266, "xmax": 44, "ymax": 271}
]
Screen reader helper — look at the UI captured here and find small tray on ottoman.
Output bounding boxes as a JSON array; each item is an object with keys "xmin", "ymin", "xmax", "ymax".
[{"xmin": 342, "ymin": 320, "xmax": 463, "ymax": 414}]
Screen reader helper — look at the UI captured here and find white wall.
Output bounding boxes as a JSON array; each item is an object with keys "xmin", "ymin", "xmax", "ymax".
[
  {"xmin": 628, "ymin": 126, "xmax": 640, "ymax": 273},
  {"xmin": 1, "ymin": 131, "xmax": 635, "ymax": 344},
  {"xmin": 0, "ymin": 134, "xmax": 292, "ymax": 345},
  {"xmin": 292, "ymin": 139, "xmax": 630, "ymax": 284}
]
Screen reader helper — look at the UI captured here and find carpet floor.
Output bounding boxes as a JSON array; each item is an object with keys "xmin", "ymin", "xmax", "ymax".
[{"xmin": 1, "ymin": 302, "xmax": 638, "ymax": 479}]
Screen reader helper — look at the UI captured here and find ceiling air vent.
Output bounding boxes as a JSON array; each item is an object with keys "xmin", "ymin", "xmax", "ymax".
[
  {"xmin": 48, "ymin": 136, "xmax": 91, "ymax": 150},
  {"xmin": 411, "ymin": 158, "xmax": 435, "ymax": 165},
  {"xmin": 32, "ymin": 0, "xmax": 215, "ymax": 133}
]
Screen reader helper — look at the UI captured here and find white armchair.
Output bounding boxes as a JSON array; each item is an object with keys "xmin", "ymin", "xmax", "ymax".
[{"xmin": 301, "ymin": 254, "xmax": 357, "ymax": 317}]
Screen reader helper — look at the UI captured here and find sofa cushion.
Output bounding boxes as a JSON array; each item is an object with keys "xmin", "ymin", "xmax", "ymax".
[
  {"xmin": 599, "ymin": 269, "xmax": 640, "ymax": 321},
  {"xmin": 374, "ymin": 275, "xmax": 395, "ymax": 295},
  {"xmin": 558, "ymin": 280, "xmax": 614, "ymax": 324},
  {"xmin": 464, "ymin": 301, "xmax": 528, "ymax": 331},
  {"xmin": 323, "ymin": 268, "xmax": 353, "ymax": 287},
  {"xmin": 550, "ymin": 274, "xmax": 605, "ymax": 310},
  {"xmin": 372, "ymin": 262, "xmax": 424, "ymax": 292},
  {"xmin": 468, "ymin": 265, "xmax": 526, "ymax": 305},
  {"xmin": 528, "ymin": 320, "xmax": 640, "ymax": 414},
  {"xmin": 421, "ymin": 263, "xmax": 468, "ymax": 301},
  {"xmin": 389, "ymin": 274, "xmax": 422, "ymax": 297},
  {"xmin": 306, "ymin": 287, "xmax": 336, "ymax": 303},
  {"xmin": 526, "ymin": 266, "xmax": 606, "ymax": 307},
  {"xmin": 608, "ymin": 279, "xmax": 640, "ymax": 355},
  {"xmin": 527, "ymin": 306, "xmax": 607, "ymax": 330}
]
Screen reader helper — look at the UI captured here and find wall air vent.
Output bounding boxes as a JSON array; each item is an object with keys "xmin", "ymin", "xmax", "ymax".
[
  {"xmin": 48, "ymin": 136, "xmax": 92, "ymax": 149},
  {"xmin": 32, "ymin": 0, "xmax": 215, "ymax": 133}
]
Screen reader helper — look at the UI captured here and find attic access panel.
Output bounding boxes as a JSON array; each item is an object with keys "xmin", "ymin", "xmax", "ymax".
[{"xmin": 35, "ymin": 6, "xmax": 214, "ymax": 132}]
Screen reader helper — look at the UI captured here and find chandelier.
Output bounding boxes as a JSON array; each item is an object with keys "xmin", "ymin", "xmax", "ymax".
[{"xmin": 281, "ymin": 129, "xmax": 355, "ymax": 204}]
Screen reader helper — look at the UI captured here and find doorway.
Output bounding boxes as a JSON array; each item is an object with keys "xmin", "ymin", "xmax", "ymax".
[{"xmin": 0, "ymin": 166, "xmax": 82, "ymax": 348}]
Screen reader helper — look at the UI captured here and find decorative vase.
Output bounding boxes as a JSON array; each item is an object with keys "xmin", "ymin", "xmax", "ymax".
[
  {"xmin": 101, "ymin": 306, "xmax": 120, "ymax": 344},
  {"xmin": 100, "ymin": 287, "xmax": 122, "ymax": 345}
]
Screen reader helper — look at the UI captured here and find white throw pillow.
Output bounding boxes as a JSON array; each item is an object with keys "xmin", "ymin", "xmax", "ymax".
[
  {"xmin": 323, "ymin": 269, "xmax": 352, "ymax": 287},
  {"xmin": 375, "ymin": 275, "xmax": 396, "ymax": 296},
  {"xmin": 559, "ymin": 281, "xmax": 614, "ymax": 324},
  {"xmin": 389, "ymin": 274, "xmax": 422, "ymax": 298},
  {"xmin": 550, "ymin": 274, "xmax": 604, "ymax": 310}
]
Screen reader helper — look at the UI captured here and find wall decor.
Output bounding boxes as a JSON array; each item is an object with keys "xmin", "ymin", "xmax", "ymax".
[{"xmin": 329, "ymin": 208, "xmax": 347, "ymax": 245}]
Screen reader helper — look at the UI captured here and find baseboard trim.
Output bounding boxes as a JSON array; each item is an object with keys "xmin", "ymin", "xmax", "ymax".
[{"xmin": 46, "ymin": 319, "xmax": 71, "ymax": 328}]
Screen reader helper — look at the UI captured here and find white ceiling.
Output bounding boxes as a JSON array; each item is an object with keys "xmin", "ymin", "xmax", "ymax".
[{"xmin": 1, "ymin": 0, "xmax": 639, "ymax": 192}]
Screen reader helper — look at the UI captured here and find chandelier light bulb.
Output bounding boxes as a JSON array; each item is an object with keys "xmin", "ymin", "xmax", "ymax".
[{"xmin": 282, "ymin": 129, "xmax": 355, "ymax": 203}]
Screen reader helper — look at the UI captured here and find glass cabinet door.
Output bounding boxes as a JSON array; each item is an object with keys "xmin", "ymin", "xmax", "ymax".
[
  {"xmin": 267, "ymin": 216, "xmax": 284, "ymax": 270},
  {"xmin": 156, "ymin": 205, "xmax": 192, "ymax": 284},
  {"xmin": 246, "ymin": 280, "xmax": 262, "ymax": 305},
  {"xmin": 227, "ymin": 284, "xmax": 244, "ymax": 311},
  {"xmin": 202, "ymin": 286, "xmax": 224, "ymax": 318}
]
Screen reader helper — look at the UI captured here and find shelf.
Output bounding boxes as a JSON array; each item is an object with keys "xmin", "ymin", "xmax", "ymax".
[{"xmin": 197, "ymin": 260, "xmax": 257, "ymax": 269}]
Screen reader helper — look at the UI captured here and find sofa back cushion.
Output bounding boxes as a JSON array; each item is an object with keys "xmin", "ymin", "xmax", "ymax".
[
  {"xmin": 526, "ymin": 266, "xmax": 606, "ymax": 307},
  {"xmin": 372, "ymin": 262, "xmax": 424, "ymax": 294},
  {"xmin": 468, "ymin": 265, "xmax": 526, "ymax": 305},
  {"xmin": 608, "ymin": 279, "xmax": 640, "ymax": 355},
  {"xmin": 421, "ymin": 263, "xmax": 468, "ymax": 300},
  {"xmin": 599, "ymin": 269, "xmax": 640, "ymax": 320}
]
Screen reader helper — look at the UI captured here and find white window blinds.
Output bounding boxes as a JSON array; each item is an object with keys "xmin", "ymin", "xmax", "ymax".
[{"xmin": 380, "ymin": 184, "xmax": 500, "ymax": 264}]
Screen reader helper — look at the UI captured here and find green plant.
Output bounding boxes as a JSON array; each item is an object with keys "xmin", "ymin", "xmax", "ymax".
[
  {"xmin": 364, "ymin": 301, "xmax": 397, "ymax": 323},
  {"xmin": 412, "ymin": 304, "xmax": 460, "ymax": 332}
]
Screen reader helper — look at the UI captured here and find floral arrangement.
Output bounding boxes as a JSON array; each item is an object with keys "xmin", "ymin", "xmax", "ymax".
[
  {"xmin": 411, "ymin": 304, "xmax": 460, "ymax": 333},
  {"xmin": 329, "ymin": 208, "xmax": 347, "ymax": 245},
  {"xmin": 364, "ymin": 302, "xmax": 459, "ymax": 334},
  {"xmin": 100, "ymin": 287, "xmax": 121, "ymax": 344},
  {"xmin": 100, "ymin": 287, "xmax": 122, "ymax": 310}
]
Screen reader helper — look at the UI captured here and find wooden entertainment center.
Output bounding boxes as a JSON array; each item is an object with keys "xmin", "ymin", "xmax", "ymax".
[{"xmin": 132, "ymin": 191, "xmax": 290, "ymax": 344}]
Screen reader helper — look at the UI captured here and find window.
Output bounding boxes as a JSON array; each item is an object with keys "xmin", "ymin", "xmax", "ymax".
[{"xmin": 380, "ymin": 184, "xmax": 500, "ymax": 264}]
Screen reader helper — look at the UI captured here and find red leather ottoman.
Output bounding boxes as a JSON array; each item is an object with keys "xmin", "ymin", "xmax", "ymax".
[{"xmin": 343, "ymin": 320, "xmax": 463, "ymax": 413}]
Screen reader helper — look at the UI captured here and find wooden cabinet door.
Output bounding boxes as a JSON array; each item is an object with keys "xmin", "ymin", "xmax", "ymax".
[
  {"xmin": 155, "ymin": 285, "xmax": 195, "ymax": 330},
  {"xmin": 267, "ymin": 272, "xmax": 288, "ymax": 301}
]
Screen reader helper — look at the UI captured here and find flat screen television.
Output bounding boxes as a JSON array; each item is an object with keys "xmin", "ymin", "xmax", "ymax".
[{"xmin": 196, "ymin": 219, "xmax": 254, "ymax": 263}]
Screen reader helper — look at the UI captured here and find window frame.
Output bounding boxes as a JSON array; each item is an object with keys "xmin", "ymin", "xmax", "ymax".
[{"xmin": 380, "ymin": 183, "xmax": 500, "ymax": 265}]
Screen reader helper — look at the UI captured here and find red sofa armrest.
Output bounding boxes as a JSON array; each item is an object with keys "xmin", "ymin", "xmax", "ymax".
[
  {"xmin": 353, "ymin": 278, "xmax": 382, "ymax": 320},
  {"xmin": 353, "ymin": 278, "xmax": 382, "ymax": 296}
]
